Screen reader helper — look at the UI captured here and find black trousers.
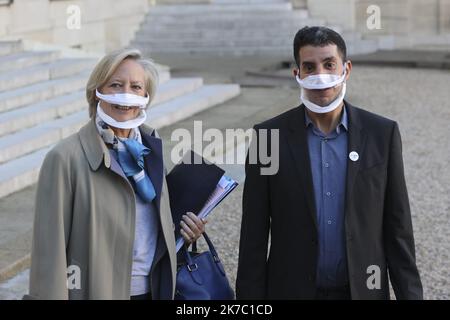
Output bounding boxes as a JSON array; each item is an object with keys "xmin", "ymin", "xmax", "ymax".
[
  {"xmin": 130, "ymin": 292, "xmax": 152, "ymax": 300},
  {"xmin": 315, "ymin": 286, "xmax": 351, "ymax": 300}
]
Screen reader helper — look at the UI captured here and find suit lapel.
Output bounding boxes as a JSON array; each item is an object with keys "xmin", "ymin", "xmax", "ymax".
[
  {"xmin": 139, "ymin": 127, "xmax": 176, "ymax": 296},
  {"xmin": 286, "ymin": 106, "xmax": 318, "ymax": 229},
  {"xmin": 344, "ymin": 102, "xmax": 367, "ymax": 218},
  {"xmin": 140, "ymin": 130, "xmax": 164, "ymax": 212}
]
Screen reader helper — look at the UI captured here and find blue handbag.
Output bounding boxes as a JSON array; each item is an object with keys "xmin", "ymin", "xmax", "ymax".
[{"xmin": 175, "ymin": 232, "xmax": 235, "ymax": 300}]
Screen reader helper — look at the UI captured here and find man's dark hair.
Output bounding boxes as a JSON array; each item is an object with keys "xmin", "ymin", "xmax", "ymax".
[{"xmin": 293, "ymin": 26, "xmax": 347, "ymax": 67}]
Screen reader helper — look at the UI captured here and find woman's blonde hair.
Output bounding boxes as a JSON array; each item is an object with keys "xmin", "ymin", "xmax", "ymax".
[{"xmin": 86, "ymin": 48, "xmax": 159, "ymax": 118}]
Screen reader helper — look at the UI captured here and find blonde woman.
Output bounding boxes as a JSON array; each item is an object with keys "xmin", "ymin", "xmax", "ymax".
[{"xmin": 25, "ymin": 48, "xmax": 206, "ymax": 300}]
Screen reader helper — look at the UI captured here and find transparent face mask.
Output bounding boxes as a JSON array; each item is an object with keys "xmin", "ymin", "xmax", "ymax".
[
  {"xmin": 96, "ymin": 102, "xmax": 147, "ymax": 129},
  {"xmin": 296, "ymin": 63, "xmax": 348, "ymax": 114},
  {"xmin": 296, "ymin": 62, "xmax": 347, "ymax": 90},
  {"xmin": 95, "ymin": 89, "xmax": 150, "ymax": 109}
]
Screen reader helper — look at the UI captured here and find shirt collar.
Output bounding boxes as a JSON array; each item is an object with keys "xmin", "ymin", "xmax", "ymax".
[{"xmin": 304, "ymin": 104, "xmax": 348, "ymax": 134}]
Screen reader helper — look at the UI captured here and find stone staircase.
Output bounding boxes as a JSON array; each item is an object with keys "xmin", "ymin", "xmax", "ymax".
[
  {"xmin": 131, "ymin": 0, "xmax": 379, "ymax": 56},
  {"xmin": 0, "ymin": 40, "xmax": 240, "ymax": 200}
]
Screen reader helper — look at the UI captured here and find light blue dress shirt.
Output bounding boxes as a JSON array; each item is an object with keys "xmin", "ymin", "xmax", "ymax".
[{"xmin": 305, "ymin": 106, "xmax": 349, "ymax": 288}]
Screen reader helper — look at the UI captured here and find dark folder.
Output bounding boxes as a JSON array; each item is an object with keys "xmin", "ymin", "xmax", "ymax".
[{"xmin": 166, "ymin": 150, "xmax": 225, "ymax": 243}]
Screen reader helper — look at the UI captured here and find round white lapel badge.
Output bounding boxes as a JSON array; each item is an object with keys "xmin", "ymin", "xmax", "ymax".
[{"xmin": 349, "ymin": 151, "xmax": 359, "ymax": 162}]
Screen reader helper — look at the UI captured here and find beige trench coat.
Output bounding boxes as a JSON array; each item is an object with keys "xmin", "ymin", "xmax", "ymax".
[{"xmin": 25, "ymin": 119, "xmax": 177, "ymax": 299}]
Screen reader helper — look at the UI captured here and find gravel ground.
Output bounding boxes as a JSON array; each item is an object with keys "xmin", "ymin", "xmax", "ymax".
[{"xmin": 206, "ymin": 65, "xmax": 450, "ymax": 300}]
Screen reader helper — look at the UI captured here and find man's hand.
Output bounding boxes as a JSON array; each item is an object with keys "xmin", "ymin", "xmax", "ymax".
[{"xmin": 180, "ymin": 212, "xmax": 207, "ymax": 244}]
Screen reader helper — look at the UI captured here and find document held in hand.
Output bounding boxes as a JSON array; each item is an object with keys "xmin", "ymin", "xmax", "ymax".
[{"xmin": 166, "ymin": 150, "xmax": 239, "ymax": 252}]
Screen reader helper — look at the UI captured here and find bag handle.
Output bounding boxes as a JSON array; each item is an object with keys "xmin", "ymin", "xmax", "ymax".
[{"xmin": 183, "ymin": 232, "xmax": 226, "ymax": 277}]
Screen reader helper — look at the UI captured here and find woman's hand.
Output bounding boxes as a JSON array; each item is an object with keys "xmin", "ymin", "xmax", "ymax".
[{"xmin": 180, "ymin": 212, "xmax": 207, "ymax": 245}]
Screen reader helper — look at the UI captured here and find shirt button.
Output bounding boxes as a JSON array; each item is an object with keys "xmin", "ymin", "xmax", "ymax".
[
  {"xmin": 326, "ymin": 192, "xmax": 331, "ymax": 196},
  {"xmin": 324, "ymin": 163, "xmax": 329, "ymax": 168},
  {"xmin": 327, "ymin": 220, "xmax": 332, "ymax": 225}
]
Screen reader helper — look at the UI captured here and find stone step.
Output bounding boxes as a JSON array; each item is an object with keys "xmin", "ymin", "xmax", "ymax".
[
  {"xmin": 0, "ymin": 51, "xmax": 60, "ymax": 73},
  {"xmin": 147, "ymin": 2, "xmax": 293, "ymax": 14},
  {"xmin": 0, "ymin": 58, "xmax": 96, "ymax": 92},
  {"xmin": 0, "ymin": 70, "xmax": 90, "ymax": 114},
  {"xmin": 140, "ymin": 20, "xmax": 313, "ymax": 33},
  {"xmin": 136, "ymin": 32, "xmax": 367, "ymax": 49},
  {"xmin": 138, "ymin": 27, "xmax": 354, "ymax": 44},
  {"xmin": 0, "ymin": 111, "xmax": 85, "ymax": 166},
  {"xmin": 158, "ymin": 68, "xmax": 172, "ymax": 84},
  {"xmin": 46, "ymin": 58, "xmax": 97, "ymax": 79},
  {"xmin": 0, "ymin": 77, "xmax": 204, "ymax": 162},
  {"xmin": 0, "ymin": 90, "xmax": 86, "ymax": 138},
  {"xmin": 0, "ymin": 147, "xmax": 50, "ymax": 199},
  {"xmin": 0, "ymin": 76, "xmax": 202, "ymax": 140},
  {"xmin": 346, "ymin": 38, "xmax": 380, "ymax": 56},
  {"xmin": 136, "ymin": 45, "xmax": 294, "ymax": 54},
  {"xmin": 138, "ymin": 19, "xmax": 324, "ymax": 34},
  {"xmin": 141, "ymin": 46, "xmax": 293, "ymax": 55},
  {"xmin": 0, "ymin": 84, "xmax": 240, "ymax": 198},
  {"xmin": 134, "ymin": 38, "xmax": 300, "ymax": 48},
  {"xmin": 0, "ymin": 68, "xmax": 171, "ymax": 114},
  {"xmin": 152, "ymin": 77, "xmax": 203, "ymax": 106},
  {"xmin": 146, "ymin": 84, "xmax": 240, "ymax": 128},
  {"xmin": 137, "ymin": 24, "xmax": 324, "ymax": 40},
  {"xmin": 142, "ymin": 9, "xmax": 308, "ymax": 22},
  {"xmin": 139, "ymin": 20, "xmax": 345, "ymax": 37},
  {"xmin": 138, "ymin": 38, "xmax": 376, "ymax": 56},
  {"xmin": 134, "ymin": 37, "xmax": 295, "ymax": 47},
  {"xmin": 0, "ymin": 41, "xmax": 24, "ymax": 57}
]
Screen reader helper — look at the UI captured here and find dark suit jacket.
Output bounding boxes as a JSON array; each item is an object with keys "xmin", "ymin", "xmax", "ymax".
[
  {"xmin": 141, "ymin": 127, "xmax": 174, "ymax": 300},
  {"xmin": 236, "ymin": 102, "xmax": 423, "ymax": 300}
]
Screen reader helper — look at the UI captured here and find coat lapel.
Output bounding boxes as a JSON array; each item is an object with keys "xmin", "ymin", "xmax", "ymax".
[
  {"xmin": 140, "ymin": 126, "xmax": 164, "ymax": 212},
  {"xmin": 78, "ymin": 119, "xmax": 111, "ymax": 171},
  {"xmin": 344, "ymin": 102, "xmax": 367, "ymax": 218},
  {"xmin": 140, "ymin": 125, "xmax": 177, "ymax": 297},
  {"xmin": 286, "ymin": 105, "xmax": 318, "ymax": 229},
  {"xmin": 108, "ymin": 150, "xmax": 127, "ymax": 180}
]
